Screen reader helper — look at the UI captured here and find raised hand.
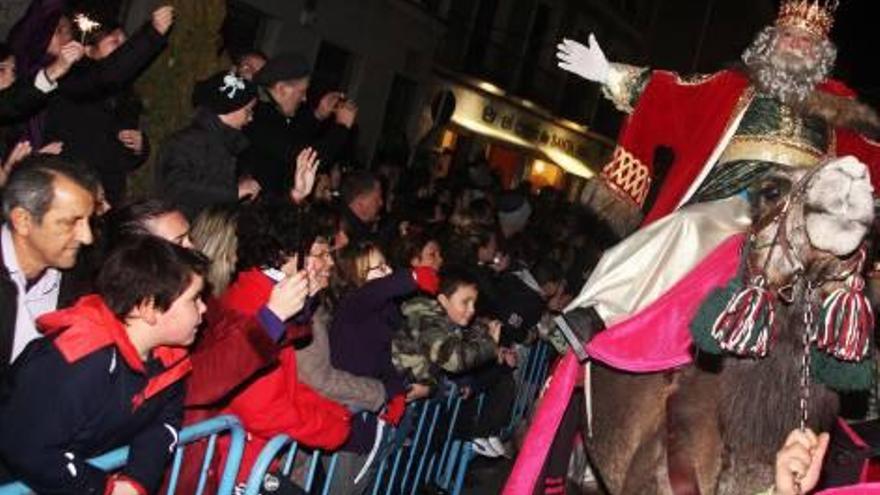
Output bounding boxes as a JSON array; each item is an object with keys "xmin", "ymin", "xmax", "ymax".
[
  {"xmin": 266, "ymin": 270, "xmax": 311, "ymax": 321},
  {"xmin": 315, "ymin": 91, "xmax": 344, "ymax": 120},
  {"xmin": 152, "ymin": 6, "xmax": 175, "ymax": 36},
  {"xmin": 38, "ymin": 141, "xmax": 64, "ymax": 155},
  {"xmin": 0, "ymin": 141, "xmax": 33, "ymax": 186},
  {"xmin": 487, "ymin": 320, "xmax": 502, "ymax": 344},
  {"xmin": 556, "ymin": 34, "xmax": 610, "ymax": 84},
  {"xmin": 335, "ymin": 100, "xmax": 358, "ymax": 128},
  {"xmin": 290, "ymin": 147, "xmax": 320, "ymax": 204},
  {"xmin": 118, "ymin": 130, "xmax": 144, "ymax": 154},
  {"xmin": 45, "ymin": 41, "xmax": 84, "ymax": 82},
  {"xmin": 238, "ymin": 177, "xmax": 261, "ymax": 200}
]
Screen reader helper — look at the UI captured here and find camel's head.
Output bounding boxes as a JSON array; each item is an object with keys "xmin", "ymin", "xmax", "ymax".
[
  {"xmin": 706, "ymin": 156, "xmax": 875, "ymax": 365},
  {"xmin": 749, "ymin": 155, "xmax": 874, "ymax": 288}
]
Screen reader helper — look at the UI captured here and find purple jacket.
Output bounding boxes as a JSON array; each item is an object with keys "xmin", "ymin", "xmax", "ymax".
[{"xmin": 328, "ymin": 270, "xmax": 415, "ymax": 453}]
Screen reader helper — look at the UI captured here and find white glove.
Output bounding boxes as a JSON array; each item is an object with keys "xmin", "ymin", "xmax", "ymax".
[{"xmin": 556, "ymin": 34, "xmax": 610, "ymax": 84}]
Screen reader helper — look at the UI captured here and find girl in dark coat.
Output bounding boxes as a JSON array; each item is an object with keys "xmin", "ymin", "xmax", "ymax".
[{"xmin": 327, "ymin": 241, "xmax": 437, "ymax": 493}]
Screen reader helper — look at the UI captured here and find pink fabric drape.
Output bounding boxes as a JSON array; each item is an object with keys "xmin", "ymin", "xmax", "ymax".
[{"xmin": 503, "ymin": 234, "xmax": 745, "ymax": 494}]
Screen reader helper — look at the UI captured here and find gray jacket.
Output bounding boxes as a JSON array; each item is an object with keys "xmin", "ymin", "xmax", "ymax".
[{"xmin": 296, "ymin": 307, "xmax": 386, "ymax": 412}]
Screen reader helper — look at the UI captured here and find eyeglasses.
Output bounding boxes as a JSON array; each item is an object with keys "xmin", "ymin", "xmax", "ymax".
[{"xmin": 307, "ymin": 243, "xmax": 342, "ymax": 260}]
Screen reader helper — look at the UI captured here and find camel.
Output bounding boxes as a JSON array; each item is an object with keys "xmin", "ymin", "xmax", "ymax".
[{"xmin": 566, "ymin": 156, "xmax": 876, "ymax": 494}]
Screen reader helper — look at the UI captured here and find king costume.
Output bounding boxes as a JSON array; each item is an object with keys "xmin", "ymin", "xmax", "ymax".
[{"xmin": 507, "ymin": 1, "xmax": 880, "ymax": 492}]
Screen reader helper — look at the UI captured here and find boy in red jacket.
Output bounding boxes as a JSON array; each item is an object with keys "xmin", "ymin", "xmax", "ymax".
[{"xmin": 0, "ymin": 236, "xmax": 208, "ymax": 495}]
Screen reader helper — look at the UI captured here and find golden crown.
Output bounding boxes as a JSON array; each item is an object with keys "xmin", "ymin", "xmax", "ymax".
[{"xmin": 775, "ymin": 0, "xmax": 838, "ymax": 37}]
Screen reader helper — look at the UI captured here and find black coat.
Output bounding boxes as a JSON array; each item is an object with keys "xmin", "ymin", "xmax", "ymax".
[
  {"xmin": 0, "ymin": 234, "xmax": 91, "ymax": 376},
  {"xmin": 43, "ymin": 23, "xmax": 166, "ymax": 204},
  {"xmin": 0, "ymin": 337, "xmax": 183, "ymax": 494},
  {"xmin": 0, "ymin": 75, "xmax": 51, "ymax": 161},
  {"xmin": 239, "ymin": 99, "xmax": 350, "ymax": 198},
  {"xmin": 155, "ymin": 109, "xmax": 249, "ymax": 220},
  {"xmin": 0, "ymin": 77, "xmax": 48, "ymax": 125}
]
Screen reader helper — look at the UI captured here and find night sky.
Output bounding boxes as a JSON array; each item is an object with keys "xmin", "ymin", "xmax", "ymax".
[
  {"xmin": 830, "ymin": 0, "xmax": 880, "ymax": 106},
  {"xmin": 639, "ymin": 1, "xmax": 879, "ymax": 108}
]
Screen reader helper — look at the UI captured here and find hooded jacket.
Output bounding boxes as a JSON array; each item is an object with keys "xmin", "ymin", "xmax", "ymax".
[{"xmin": 0, "ymin": 295, "xmax": 188, "ymax": 495}]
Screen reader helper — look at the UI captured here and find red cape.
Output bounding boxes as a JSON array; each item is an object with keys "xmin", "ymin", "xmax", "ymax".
[{"xmin": 599, "ymin": 70, "xmax": 880, "ymax": 226}]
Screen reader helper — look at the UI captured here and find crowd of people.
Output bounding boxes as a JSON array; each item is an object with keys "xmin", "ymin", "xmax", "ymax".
[
  {"xmin": 0, "ymin": 3, "xmax": 610, "ymax": 494},
  {"xmin": 0, "ymin": 0, "xmax": 864, "ymax": 494}
]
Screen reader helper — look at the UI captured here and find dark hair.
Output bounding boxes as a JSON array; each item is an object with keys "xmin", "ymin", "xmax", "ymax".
[
  {"xmin": 0, "ymin": 43, "xmax": 11, "ymax": 62},
  {"xmin": 438, "ymin": 265, "xmax": 479, "ymax": 298},
  {"xmin": 307, "ymin": 203, "xmax": 343, "ymax": 241},
  {"xmin": 340, "ymin": 170, "xmax": 380, "ymax": 205},
  {"xmin": 531, "ymin": 258, "xmax": 563, "ymax": 286},
  {"xmin": 442, "ymin": 223, "xmax": 495, "ymax": 267},
  {"xmin": 235, "ymin": 200, "xmax": 321, "ymax": 272},
  {"xmin": 332, "ymin": 241, "xmax": 383, "ymax": 298},
  {"xmin": 2, "ymin": 154, "xmax": 99, "ymax": 222},
  {"xmin": 104, "ymin": 199, "xmax": 180, "ymax": 245},
  {"xmin": 96, "ymin": 236, "xmax": 208, "ymax": 319},
  {"xmin": 391, "ymin": 227, "xmax": 439, "ymax": 269}
]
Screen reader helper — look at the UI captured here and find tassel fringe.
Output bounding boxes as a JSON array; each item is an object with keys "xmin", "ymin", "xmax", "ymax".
[
  {"xmin": 710, "ymin": 277, "xmax": 777, "ymax": 357},
  {"xmin": 818, "ymin": 275, "xmax": 874, "ymax": 361}
]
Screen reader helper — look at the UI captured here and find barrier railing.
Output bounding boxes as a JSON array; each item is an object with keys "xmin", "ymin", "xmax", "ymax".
[
  {"xmin": 0, "ymin": 342, "xmax": 552, "ymax": 495},
  {"xmin": 241, "ymin": 435, "xmax": 338, "ymax": 495},
  {"xmin": 0, "ymin": 414, "xmax": 246, "ymax": 495}
]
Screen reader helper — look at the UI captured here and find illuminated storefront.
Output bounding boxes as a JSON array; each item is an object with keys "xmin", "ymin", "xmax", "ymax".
[{"xmin": 426, "ymin": 69, "xmax": 613, "ymax": 195}]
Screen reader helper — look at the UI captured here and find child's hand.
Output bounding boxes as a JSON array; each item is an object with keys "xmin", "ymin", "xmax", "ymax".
[
  {"xmin": 405, "ymin": 383, "xmax": 431, "ymax": 402},
  {"xmin": 774, "ymin": 428, "xmax": 829, "ymax": 495},
  {"xmin": 459, "ymin": 385, "xmax": 472, "ymax": 400},
  {"xmin": 487, "ymin": 320, "xmax": 502, "ymax": 344},
  {"xmin": 266, "ymin": 270, "xmax": 310, "ymax": 321},
  {"xmin": 110, "ymin": 480, "xmax": 143, "ymax": 495}
]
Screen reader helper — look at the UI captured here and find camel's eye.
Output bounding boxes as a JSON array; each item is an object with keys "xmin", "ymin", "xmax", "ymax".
[
  {"xmin": 755, "ymin": 177, "xmax": 791, "ymax": 204},
  {"xmin": 760, "ymin": 183, "xmax": 782, "ymax": 202}
]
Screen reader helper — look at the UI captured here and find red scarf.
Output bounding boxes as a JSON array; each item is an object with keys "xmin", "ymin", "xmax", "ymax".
[{"xmin": 37, "ymin": 295, "xmax": 192, "ymax": 410}]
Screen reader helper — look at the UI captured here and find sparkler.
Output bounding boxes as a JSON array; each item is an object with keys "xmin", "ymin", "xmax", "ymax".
[{"xmin": 73, "ymin": 14, "xmax": 102, "ymax": 44}]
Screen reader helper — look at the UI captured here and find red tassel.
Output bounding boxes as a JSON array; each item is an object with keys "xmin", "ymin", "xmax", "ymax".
[
  {"xmin": 819, "ymin": 275, "xmax": 873, "ymax": 361},
  {"xmin": 711, "ymin": 277, "xmax": 778, "ymax": 357}
]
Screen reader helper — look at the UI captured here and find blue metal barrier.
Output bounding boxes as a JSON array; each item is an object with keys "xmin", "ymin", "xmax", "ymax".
[
  {"xmin": 241, "ymin": 435, "xmax": 337, "ymax": 495},
  {"xmin": 0, "ymin": 414, "xmax": 246, "ymax": 495}
]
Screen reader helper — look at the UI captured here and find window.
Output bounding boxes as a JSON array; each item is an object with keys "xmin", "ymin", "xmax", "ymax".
[
  {"xmin": 222, "ymin": 0, "xmax": 268, "ymax": 58},
  {"xmin": 310, "ymin": 41, "xmax": 355, "ymax": 99}
]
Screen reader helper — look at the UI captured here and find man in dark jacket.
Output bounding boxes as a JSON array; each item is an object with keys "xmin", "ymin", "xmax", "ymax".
[
  {"xmin": 240, "ymin": 51, "xmax": 356, "ymax": 199},
  {"xmin": 0, "ymin": 155, "xmax": 98, "ymax": 374},
  {"xmin": 340, "ymin": 169, "xmax": 387, "ymax": 246},
  {"xmin": 43, "ymin": 6, "xmax": 174, "ymax": 205},
  {"xmin": 155, "ymin": 70, "xmax": 261, "ymax": 220}
]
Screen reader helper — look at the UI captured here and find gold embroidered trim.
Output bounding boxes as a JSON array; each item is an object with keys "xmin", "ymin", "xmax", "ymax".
[
  {"xmin": 673, "ymin": 71, "xmax": 724, "ymax": 86},
  {"xmin": 600, "ymin": 146, "xmax": 651, "ymax": 206},
  {"xmin": 718, "ymin": 136, "xmax": 825, "ymax": 168}
]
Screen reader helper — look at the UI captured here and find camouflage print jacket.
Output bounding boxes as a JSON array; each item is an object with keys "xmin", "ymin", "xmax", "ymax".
[{"xmin": 393, "ymin": 297, "xmax": 498, "ymax": 387}]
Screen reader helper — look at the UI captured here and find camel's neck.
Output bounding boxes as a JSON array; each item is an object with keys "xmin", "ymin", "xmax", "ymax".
[{"xmin": 718, "ymin": 335, "xmax": 838, "ymax": 463}]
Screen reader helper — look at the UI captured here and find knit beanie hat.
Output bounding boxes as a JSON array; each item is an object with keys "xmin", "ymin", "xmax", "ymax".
[{"xmin": 192, "ymin": 71, "xmax": 257, "ymax": 115}]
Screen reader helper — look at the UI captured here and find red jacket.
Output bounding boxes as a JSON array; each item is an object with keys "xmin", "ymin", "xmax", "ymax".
[
  {"xmin": 176, "ymin": 298, "xmax": 289, "ymax": 494},
  {"xmin": 217, "ymin": 269, "xmax": 351, "ymax": 479}
]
